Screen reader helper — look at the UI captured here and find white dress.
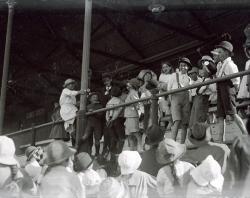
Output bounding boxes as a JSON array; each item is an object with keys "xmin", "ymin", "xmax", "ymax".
[
  {"xmin": 59, "ymin": 88, "xmax": 79, "ymax": 130},
  {"xmin": 238, "ymin": 59, "xmax": 250, "ymax": 99}
]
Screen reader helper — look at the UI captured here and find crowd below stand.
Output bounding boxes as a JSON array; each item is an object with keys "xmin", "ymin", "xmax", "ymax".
[{"xmin": 0, "ymin": 26, "xmax": 250, "ymax": 198}]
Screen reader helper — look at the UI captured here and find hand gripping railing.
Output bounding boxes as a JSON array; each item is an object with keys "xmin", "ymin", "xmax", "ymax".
[{"xmin": 6, "ymin": 69, "xmax": 250, "ymax": 142}]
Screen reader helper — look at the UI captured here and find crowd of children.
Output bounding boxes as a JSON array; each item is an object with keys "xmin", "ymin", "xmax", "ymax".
[{"xmin": 1, "ymin": 25, "xmax": 249, "ymax": 197}]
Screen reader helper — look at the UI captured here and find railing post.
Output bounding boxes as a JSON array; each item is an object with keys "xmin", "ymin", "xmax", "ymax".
[
  {"xmin": 76, "ymin": 110, "xmax": 87, "ymax": 151},
  {"xmin": 0, "ymin": 0, "xmax": 15, "ymax": 133},
  {"xmin": 31, "ymin": 123, "xmax": 36, "ymax": 146},
  {"xmin": 150, "ymin": 94, "xmax": 159, "ymax": 125}
]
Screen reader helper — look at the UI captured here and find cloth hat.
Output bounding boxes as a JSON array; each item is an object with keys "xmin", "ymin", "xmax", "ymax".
[
  {"xmin": 179, "ymin": 57, "xmax": 192, "ymax": 68},
  {"xmin": 25, "ymin": 146, "xmax": 39, "ymax": 161},
  {"xmin": 127, "ymin": 78, "xmax": 141, "ymax": 89},
  {"xmin": 137, "ymin": 70, "xmax": 157, "ymax": 81},
  {"xmin": 118, "ymin": 151, "xmax": 142, "ymax": 175},
  {"xmin": 45, "ymin": 140, "xmax": 75, "ymax": 166},
  {"xmin": 190, "ymin": 155, "xmax": 224, "ymax": 192},
  {"xmin": 156, "ymin": 138, "xmax": 186, "ymax": 165},
  {"xmin": 145, "ymin": 124, "xmax": 164, "ymax": 146},
  {"xmin": 0, "ymin": 136, "xmax": 18, "ymax": 165},
  {"xmin": 75, "ymin": 152, "xmax": 93, "ymax": 171},
  {"xmin": 198, "ymin": 55, "xmax": 215, "ymax": 66},
  {"xmin": 188, "ymin": 67, "xmax": 199, "ymax": 74},
  {"xmin": 215, "ymin": 41, "xmax": 233, "ymax": 53},
  {"xmin": 189, "ymin": 123, "xmax": 211, "ymax": 145},
  {"xmin": 98, "ymin": 177, "xmax": 128, "ymax": 198},
  {"xmin": 63, "ymin": 78, "xmax": 76, "ymax": 88}
]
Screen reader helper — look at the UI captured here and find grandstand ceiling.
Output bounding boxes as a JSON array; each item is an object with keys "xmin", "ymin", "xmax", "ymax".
[{"xmin": 0, "ymin": 0, "xmax": 249, "ymax": 113}]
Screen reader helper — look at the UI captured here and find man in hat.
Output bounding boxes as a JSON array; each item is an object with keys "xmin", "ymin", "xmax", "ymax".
[
  {"xmin": 212, "ymin": 41, "xmax": 248, "ymax": 142},
  {"xmin": 39, "ymin": 141, "xmax": 85, "ymax": 198},
  {"xmin": 140, "ymin": 125, "xmax": 165, "ymax": 177},
  {"xmin": 167, "ymin": 57, "xmax": 192, "ymax": 143},
  {"xmin": 181, "ymin": 122, "xmax": 230, "ymax": 174}
]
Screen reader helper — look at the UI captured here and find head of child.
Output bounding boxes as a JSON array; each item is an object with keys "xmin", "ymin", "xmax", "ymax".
[
  {"xmin": 111, "ymin": 86, "xmax": 122, "ymax": 98},
  {"xmin": 102, "ymin": 74, "xmax": 112, "ymax": 87},
  {"xmin": 127, "ymin": 78, "xmax": 140, "ymax": 91},
  {"xmin": 161, "ymin": 61, "xmax": 173, "ymax": 74},
  {"xmin": 198, "ymin": 56, "xmax": 216, "ymax": 78},
  {"xmin": 89, "ymin": 93, "xmax": 100, "ymax": 104},
  {"xmin": 179, "ymin": 58, "xmax": 191, "ymax": 74},
  {"xmin": 188, "ymin": 68, "xmax": 199, "ymax": 81}
]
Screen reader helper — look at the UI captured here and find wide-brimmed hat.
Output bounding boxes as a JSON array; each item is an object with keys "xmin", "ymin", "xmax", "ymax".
[
  {"xmin": 179, "ymin": 57, "xmax": 192, "ymax": 68},
  {"xmin": 118, "ymin": 151, "xmax": 142, "ymax": 175},
  {"xmin": 215, "ymin": 41, "xmax": 233, "ymax": 53},
  {"xmin": 75, "ymin": 152, "xmax": 93, "ymax": 171},
  {"xmin": 0, "ymin": 136, "xmax": 18, "ymax": 166},
  {"xmin": 145, "ymin": 124, "xmax": 164, "ymax": 146},
  {"xmin": 127, "ymin": 78, "xmax": 141, "ymax": 89},
  {"xmin": 156, "ymin": 138, "xmax": 186, "ymax": 165},
  {"xmin": 198, "ymin": 55, "xmax": 215, "ymax": 66},
  {"xmin": 98, "ymin": 177, "xmax": 128, "ymax": 198},
  {"xmin": 188, "ymin": 67, "xmax": 199, "ymax": 75},
  {"xmin": 190, "ymin": 155, "xmax": 224, "ymax": 192},
  {"xmin": 188, "ymin": 123, "xmax": 211, "ymax": 145},
  {"xmin": 63, "ymin": 78, "xmax": 76, "ymax": 88},
  {"xmin": 25, "ymin": 146, "xmax": 39, "ymax": 161},
  {"xmin": 45, "ymin": 140, "xmax": 75, "ymax": 166}
]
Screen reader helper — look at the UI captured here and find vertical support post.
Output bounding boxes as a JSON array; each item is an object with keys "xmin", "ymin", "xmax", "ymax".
[
  {"xmin": 150, "ymin": 94, "xmax": 159, "ymax": 125},
  {"xmin": 31, "ymin": 123, "xmax": 36, "ymax": 146},
  {"xmin": 0, "ymin": 0, "xmax": 15, "ymax": 133},
  {"xmin": 76, "ymin": 0, "xmax": 93, "ymax": 150}
]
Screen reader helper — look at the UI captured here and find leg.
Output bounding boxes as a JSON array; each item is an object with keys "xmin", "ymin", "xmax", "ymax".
[
  {"xmin": 232, "ymin": 114, "xmax": 248, "ymax": 135},
  {"xmin": 218, "ymin": 117, "xmax": 225, "ymax": 142},
  {"xmin": 180, "ymin": 124, "xmax": 188, "ymax": 144},
  {"xmin": 93, "ymin": 122, "xmax": 103, "ymax": 156},
  {"xmin": 171, "ymin": 120, "xmax": 181, "ymax": 141}
]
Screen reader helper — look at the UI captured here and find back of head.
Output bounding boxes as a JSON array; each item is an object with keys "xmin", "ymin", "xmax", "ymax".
[
  {"xmin": 98, "ymin": 177, "xmax": 129, "ymax": 198},
  {"xmin": 45, "ymin": 140, "xmax": 75, "ymax": 167}
]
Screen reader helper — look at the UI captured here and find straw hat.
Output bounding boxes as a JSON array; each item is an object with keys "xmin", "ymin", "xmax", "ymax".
[
  {"xmin": 63, "ymin": 79, "xmax": 76, "ymax": 88},
  {"xmin": 45, "ymin": 140, "xmax": 75, "ymax": 166},
  {"xmin": 0, "ymin": 136, "xmax": 18, "ymax": 165},
  {"xmin": 25, "ymin": 146, "xmax": 39, "ymax": 161},
  {"xmin": 118, "ymin": 151, "xmax": 142, "ymax": 175},
  {"xmin": 190, "ymin": 155, "xmax": 224, "ymax": 192},
  {"xmin": 75, "ymin": 152, "xmax": 93, "ymax": 171},
  {"xmin": 156, "ymin": 138, "xmax": 186, "ymax": 165},
  {"xmin": 98, "ymin": 177, "xmax": 128, "ymax": 198},
  {"xmin": 179, "ymin": 57, "xmax": 192, "ymax": 68},
  {"xmin": 198, "ymin": 55, "xmax": 214, "ymax": 66},
  {"xmin": 145, "ymin": 124, "xmax": 164, "ymax": 146},
  {"xmin": 188, "ymin": 123, "xmax": 211, "ymax": 145}
]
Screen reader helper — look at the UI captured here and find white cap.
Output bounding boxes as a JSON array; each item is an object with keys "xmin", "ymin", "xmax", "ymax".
[
  {"xmin": 118, "ymin": 151, "xmax": 142, "ymax": 175},
  {"xmin": 190, "ymin": 155, "xmax": 224, "ymax": 192}
]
